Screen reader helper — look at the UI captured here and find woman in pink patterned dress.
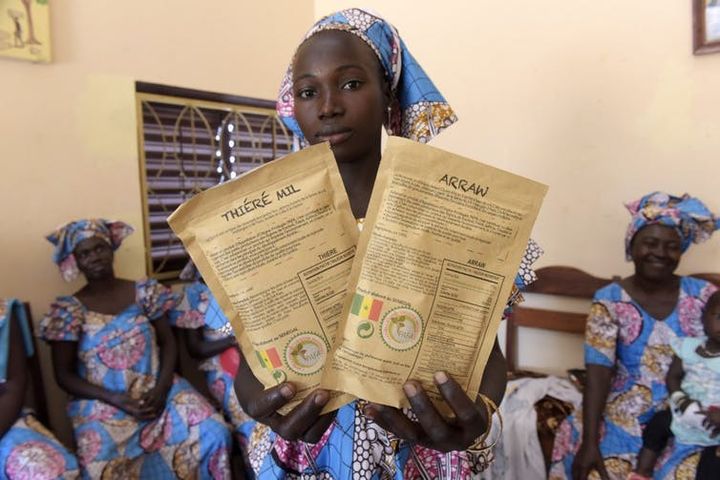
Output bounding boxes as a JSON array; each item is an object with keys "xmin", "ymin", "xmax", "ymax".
[
  {"xmin": 40, "ymin": 219, "xmax": 232, "ymax": 479},
  {"xmin": 549, "ymin": 192, "xmax": 720, "ymax": 480}
]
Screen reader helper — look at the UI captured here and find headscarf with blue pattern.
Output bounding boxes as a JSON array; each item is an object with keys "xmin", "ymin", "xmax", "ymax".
[
  {"xmin": 46, "ymin": 219, "xmax": 134, "ymax": 282},
  {"xmin": 277, "ymin": 8, "xmax": 457, "ymax": 144},
  {"xmin": 625, "ymin": 192, "xmax": 720, "ymax": 260}
]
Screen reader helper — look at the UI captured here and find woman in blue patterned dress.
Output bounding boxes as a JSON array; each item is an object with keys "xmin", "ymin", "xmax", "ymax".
[
  {"xmin": 40, "ymin": 219, "xmax": 232, "ymax": 479},
  {"xmin": 228, "ymin": 8, "xmax": 545, "ymax": 479},
  {"xmin": 0, "ymin": 298, "xmax": 79, "ymax": 480},
  {"xmin": 170, "ymin": 277, "xmax": 249, "ymax": 447},
  {"xmin": 549, "ymin": 192, "xmax": 720, "ymax": 480}
]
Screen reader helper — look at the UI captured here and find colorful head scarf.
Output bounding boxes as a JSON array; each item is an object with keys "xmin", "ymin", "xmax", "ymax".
[
  {"xmin": 624, "ymin": 192, "xmax": 720, "ymax": 260},
  {"xmin": 277, "ymin": 8, "xmax": 457, "ymax": 144},
  {"xmin": 46, "ymin": 219, "xmax": 134, "ymax": 282}
]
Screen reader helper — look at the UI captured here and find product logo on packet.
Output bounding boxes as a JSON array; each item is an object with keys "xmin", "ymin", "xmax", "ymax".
[
  {"xmin": 284, "ymin": 333, "xmax": 327, "ymax": 376},
  {"xmin": 380, "ymin": 307, "xmax": 423, "ymax": 351},
  {"xmin": 357, "ymin": 321, "xmax": 374, "ymax": 338}
]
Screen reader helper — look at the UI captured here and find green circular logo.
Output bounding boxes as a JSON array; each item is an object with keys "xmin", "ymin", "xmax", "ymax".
[{"xmin": 357, "ymin": 321, "xmax": 374, "ymax": 338}]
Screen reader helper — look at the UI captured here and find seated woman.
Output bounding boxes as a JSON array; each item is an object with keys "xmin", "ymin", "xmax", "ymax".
[
  {"xmin": 549, "ymin": 192, "xmax": 720, "ymax": 479},
  {"xmin": 0, "ymin": 298, "xmax": 79, "ymax": 480},
  {"xmin": 169, "ymin": 265, "xmax": 249, "ymax": 448},
  {"xmin": 40, "ymin": 219, "xmax": 232, "ymax": 479}
]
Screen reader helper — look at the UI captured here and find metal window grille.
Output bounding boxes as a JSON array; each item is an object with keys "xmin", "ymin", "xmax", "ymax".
[{"xmin": 136, "ymin": 82, "xmax": 295, "ymax": 280}]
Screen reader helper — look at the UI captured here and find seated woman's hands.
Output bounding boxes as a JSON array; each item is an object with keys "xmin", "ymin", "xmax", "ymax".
[
  {"xmin": 139, "ymin": 383, "xmax": 172, "ymax": 417},
  {"xmin": 235, "ymin": 354, "xmax": 335, "ymax": 443},
  {"xmin": 362, "ymin": 371, "xmax": 488, "ymax": 452},
  {"xmin": 108, "ymin": 392, "xmax": 158, "ymax": 421}
]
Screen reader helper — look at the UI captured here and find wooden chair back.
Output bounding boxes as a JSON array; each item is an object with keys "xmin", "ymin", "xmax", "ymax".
[{"xmin": 505, "ymin": 266, "xmax": 616, "ymax": 373}]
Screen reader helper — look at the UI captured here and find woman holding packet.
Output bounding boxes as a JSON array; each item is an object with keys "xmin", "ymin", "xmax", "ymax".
[{"xmin": 229, "ymin": 9, "xmax": 542, "ymax": 479}]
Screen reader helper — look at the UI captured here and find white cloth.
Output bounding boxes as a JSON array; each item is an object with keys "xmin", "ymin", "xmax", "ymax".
[{"xmin": 480, "ymin": 376, "xmax": 582, "ymax": 480}]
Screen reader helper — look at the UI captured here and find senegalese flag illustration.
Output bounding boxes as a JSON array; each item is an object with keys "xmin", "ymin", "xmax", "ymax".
[
  {"xmin": 256, "ymin": 347, "xmax": 282, "ymax": 370},
  {"xmin": 351, "ymin": 293, "xmax": 383, "ymax": 321}
]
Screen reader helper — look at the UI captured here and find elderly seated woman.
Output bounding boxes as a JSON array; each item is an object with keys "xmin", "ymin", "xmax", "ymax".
[
  {"xmin": 0, "ymin": 298, "xmax": 79, "ymax": 480},
  {"xmin": 549, "ymin": 192, "xmax": 720, "ymax": 480},
  {"xmin": 40, "ymin": 219, "xmax": 232, "ymax": 479}
]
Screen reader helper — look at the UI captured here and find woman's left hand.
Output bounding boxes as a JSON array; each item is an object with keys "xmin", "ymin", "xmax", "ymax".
[{"xmin": 363, "ymin": 371, "xmax": 488, "ymax": 452}]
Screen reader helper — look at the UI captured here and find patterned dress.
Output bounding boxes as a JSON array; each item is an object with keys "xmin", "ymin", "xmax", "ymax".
[
  {"xmin": 40, "ymin": 279, "xmax": 232, "ymax": 480},
  {"xmin": 170, "ymin": 282, "xmax": 249, "ymax": 445},
  {"xmin": 243, "ymin": 401, "xmax": 490, "ymax": 479},
  {"xmin": 0, "ymin": 411, "xmax": 80, "ymax": 480},
  {"xmin": 0, "ymin": 298, "xmax": 79, "ymax": 480},
  {"xmin": 549, "ymin": 276, "xmax": 718, "ymax": 480}
]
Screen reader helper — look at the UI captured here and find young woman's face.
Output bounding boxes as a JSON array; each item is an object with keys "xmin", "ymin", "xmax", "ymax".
[
  {"xmin": 629, "ymin": 224, "xmax": 682, "ymax": 282},
  {"xmin": 292, "ymin": 30, "xmax": 388, "ymax": 164},
  {"xmin": 74, "ymin": 236, "xmax": 114, "ymax": 280}
]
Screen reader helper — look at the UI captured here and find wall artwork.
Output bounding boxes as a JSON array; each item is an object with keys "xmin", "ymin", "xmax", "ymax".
[
  {"xmin": 694, "ymin": 0, "xmax": 720, "ymax": 54},
  {"xmin": 0, "ymin": 0, "xmax": 50, "ymax": 63}
]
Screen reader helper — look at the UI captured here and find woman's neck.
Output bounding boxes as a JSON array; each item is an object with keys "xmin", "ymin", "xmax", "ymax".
[
  {"xmin": 627, "ymin": 274, "xmax": 680, "ymax": 294},
  {"xmin": 338, "ymin": 155, "xmax": 381, "ymax": 219},
  {"xmin": 82, "ymin": 274, "xmax": 121, "ymax": 295}
]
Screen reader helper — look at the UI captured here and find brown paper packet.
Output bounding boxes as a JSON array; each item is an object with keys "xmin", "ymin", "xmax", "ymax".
[
  {"xmin": 321, "ymin": 136, "xmax": 548, "ymax": 414},
  {"xmin": 168, "ymin": 142, "xmax": 356, "ymax": 413}
]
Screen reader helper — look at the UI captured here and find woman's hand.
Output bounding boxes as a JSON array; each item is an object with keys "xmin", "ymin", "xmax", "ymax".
[
  {"xmin": 108, "ymin": 392, "xmax": 157, "ymax": 420},
  {"xmin": 139, "ymin": 383, "xmax": 171, "ymax": 417},
  {"xmin": 235, "ymin": 353, "xmax": 335, "ymax": 443},
  {"xmin": 363, "ymin": 372, "xmax": 488, "ymax": 453},
  {"xmin": 572, "ymin": 442, "xmax": 609, "ymax": 480}
]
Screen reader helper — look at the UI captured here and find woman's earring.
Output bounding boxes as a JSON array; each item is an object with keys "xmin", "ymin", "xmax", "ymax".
[{"xmin": 386, "ymin": 105, "xmax": 393, "ymax": 135}]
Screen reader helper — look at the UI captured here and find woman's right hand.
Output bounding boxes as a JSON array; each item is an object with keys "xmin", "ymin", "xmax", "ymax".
[
  {"xmin": 108, "ymin": 392, "xmax": 158, "ymax": 421},
  {"xmin": 235, "ymin": 354, "xmax": 335, "ymax": 442},
  {"xmin": 572, "ymin": 441, "xmax": 609, "ymax": 480}
]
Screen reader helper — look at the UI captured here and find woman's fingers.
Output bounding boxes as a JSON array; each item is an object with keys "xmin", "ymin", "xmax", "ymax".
[
  {"xmin": 403, "ymin": 381, "xmax": 453, "ymax": 445},
  {"xmin": 363, "ymin": 403, "xmax": 423, "ymax": 442},
  {"xmin": 272, "ymin": 389, "xmax": 330, "ymax": 440},
  {"xmin": 434, "ymin": 371, "xmax": 484, "ymax": 430},
  {"xmin": 243, "ymin": 383, "xmax": 296, "ymax": 420}
]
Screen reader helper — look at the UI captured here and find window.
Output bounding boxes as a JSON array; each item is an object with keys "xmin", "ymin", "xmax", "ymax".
[{"xmin": 136, "ymin": 81, "xmax": 295, "ymax": 280}]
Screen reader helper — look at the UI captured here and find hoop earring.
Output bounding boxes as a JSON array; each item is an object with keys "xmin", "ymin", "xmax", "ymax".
[{"xmin": 385, "ymin": 105, "xmax": 393, "ymax": 135}]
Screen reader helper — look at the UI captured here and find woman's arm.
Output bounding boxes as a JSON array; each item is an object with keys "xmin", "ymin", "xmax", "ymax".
[
  {"xmin": 572, "ymin": 364, "xmax": 612, "ymax": 480},
  {"xmin": 0, "ymin": 315, "xmax": 28, "ymax": 438},
  {"xmin": 185, "ymin": 327, "xmax": 237, "ymax": 360},
  {"xmin": 478, "ymin": 338, "xmax": 507, "ymax": 408},
  {"xmin": 50, "ymin": 340, "xmax": 155, "ymax": 419},
  {"xmin": 666, "ymin": 355, "xmax": 684, "ymax": 393}
]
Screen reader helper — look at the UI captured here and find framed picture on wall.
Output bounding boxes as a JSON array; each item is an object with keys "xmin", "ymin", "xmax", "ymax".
[
  {"xmin": 694, "ymin": 0, "xmax": 720, "ymax": 54},
  {"xmin": 0, "ymin": 0, "xmax": 51, "ymax": 63}
]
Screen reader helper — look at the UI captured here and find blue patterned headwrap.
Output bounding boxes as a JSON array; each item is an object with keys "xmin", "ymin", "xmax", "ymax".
[
  {"xmin": 624, "ymin": 192, "xmax": 720, "ymax": 260},
  {"xmin": 46, "ymin": 219, "xmax": 134, "ymax": 282},
  {"xmin": 277, "ymin": 8, "xmax": 457, "ymax": 144}
]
